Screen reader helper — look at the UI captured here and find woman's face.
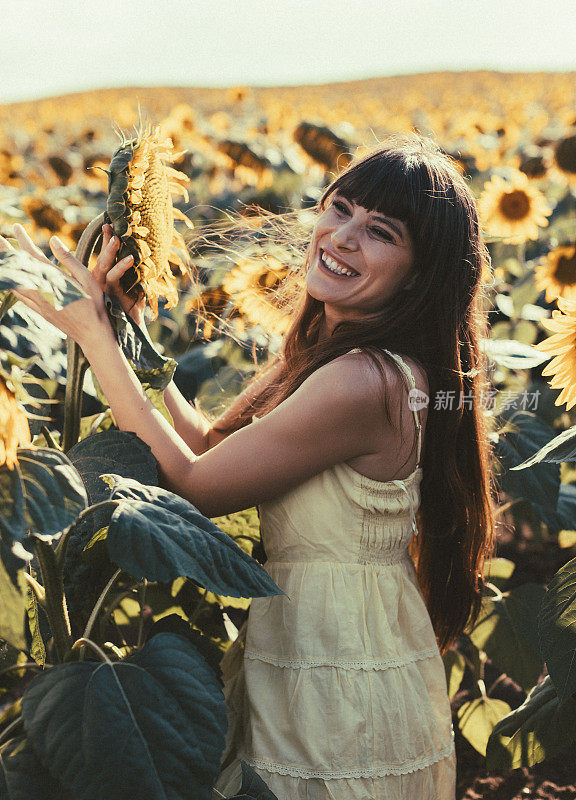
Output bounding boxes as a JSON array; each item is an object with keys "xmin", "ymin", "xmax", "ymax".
[{"xmin": 306, "ymin": 193, "xmax": 415, "ymax": 332}]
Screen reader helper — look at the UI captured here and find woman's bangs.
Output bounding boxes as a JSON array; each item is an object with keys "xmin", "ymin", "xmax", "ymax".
[{"xmin": 325, "ymin": 155, "xmax": 419, "ymax": 226}]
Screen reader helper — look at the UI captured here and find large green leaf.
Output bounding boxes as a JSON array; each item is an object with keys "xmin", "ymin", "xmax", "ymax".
[
  {"xmin": 533, "ymin": 483, "xmax": 576, "ymax": 534},
  {"xmin": 0, "ymin": 736, "xmax": 72, "ymax": 800},
  {"xmin": 0, "ymin": 448, "xmax": 86, "ymax": 584},
  {"xmin": 494, "ymin": 410, "xmax": 560, "ymax": 512},
  {"xmin": 510, "ymin": 422, "xmax": 576, "ymax": 468},
  {"xmin": 231, "ymin": 761, "xmax": 279, "ymax": 800},
  {"xmin": 457, "ymin": 696, "xmax": 511, "ymax": 756},
  {"xmin": 442, "ymin": 649, "xmax": 466, "ymax": 700},
  {"xmin": 16, "ymin": 448, "xmax": 87, "ymax": 540},
  {"xmin": 22, "ymin": 633, "xmax": 227, "ymax": 800},
  {"xmin": 484, "ymin": 557, "xmax": 515, "ymax": 593},
  {"xmin": 485, "ymin": 675, "xmax": 576, "ymax": 769},
  {"xmin": 538, "ymin": 556, "xmax": 576, "ymax": 702},
  {"xmin": 213, "ymin": 758, "xmax": 280, "ymax": 800},
  {"xmin": 0, "ymin": 559, "xmax": 27, "ymax": 651},
  {"xmin": 67, "ymin": 430, "xmax": 158, "ymax": 512},
  {"xmin": 0, "ymin": 465, "xmax": 28, "ymax": 583},
  {"xmin": 0, "ymin": 250, "xmax": 87, "ymax": 310},
  {"xmin": 63, "ymin": 431, "xmax": 158, "ymax": 615},
  {"xmin": 469, "ymin": 583, "xmax": 545, "ymax": 691},
  {"xmin": 103, "ymin": 476, "xmax": 284, "ymax": 599}
]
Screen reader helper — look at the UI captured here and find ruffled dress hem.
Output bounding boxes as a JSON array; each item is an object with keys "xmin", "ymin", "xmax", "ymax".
[{"xmin": 241, "ymin": 740, "xmax": 455, "ymax": 779}]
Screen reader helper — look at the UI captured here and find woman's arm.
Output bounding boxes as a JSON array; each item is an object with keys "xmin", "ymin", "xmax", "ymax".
[
  {"xmin": 6, "ymin": 228, "xmax": 385, "ymax": 518},
  {"xmin": 162, "ymin": 355, "xmax": 283, "ymax": 454}
]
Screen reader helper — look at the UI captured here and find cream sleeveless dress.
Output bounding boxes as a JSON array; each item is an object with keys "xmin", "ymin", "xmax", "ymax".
[{"xmin": 215, "ymin": 349, "xmax": 456, "ymax": 800}]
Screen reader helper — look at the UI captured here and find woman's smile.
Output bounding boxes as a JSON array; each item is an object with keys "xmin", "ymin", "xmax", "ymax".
[
  {"xmin": 306, "ymin": 194, "xmax": 415, "ymax": 330},
  {"xmin": 318, "ymin": 248, "xmax": 360, "ymax": 278}
]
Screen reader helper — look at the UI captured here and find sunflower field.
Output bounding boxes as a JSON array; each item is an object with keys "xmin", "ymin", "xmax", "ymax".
[{"xmin": 2, "ymin": 70, "xmax": 576, "ymax": 799}]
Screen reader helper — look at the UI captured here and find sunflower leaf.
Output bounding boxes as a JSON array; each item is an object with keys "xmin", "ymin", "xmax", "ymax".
[
  {"xmin": 469, "ymin": 583, "xmax": 545, "ymax": 692},
  {"xmin": 102, "ymin": 475, "xmax": 284, "ymax": 599},
  {"xmin": 105, "ymin": 294, "xmax": 176, "ymax": 389},
  {"xmin": 511, "ymin": 422, "xmax": 576, "ymax": 469},
  {"xmin": 0, "ymin": 250, "xmax": 87, "ymax": 310},
  {"xmin": 486, "ymin": 675, "xmax": 576, "ymax": 769},
  {"xmin": 0, "ymin": 735, "xmax": 72, "ymax": 800},
  {"xmin": 494, "ymin": 410, "xmax": 560, "ymax": 512},
  {"xmin": 63, "ymin": 430, "xmax": 157, "ymax": 615},
  {"xmin": 457, "ymin": 696, "xmax": 511, "ymax": 756},
  {"xmin": 538, "ymin": 556, "xmax": 576, "ymax": 703},
  {"xmin": 22, "ymin": 633, "xmax": 228, "ymax": 800},
  {"xmin": 0, "ymin": 559, "xmax": 27, "ymax": 651}
]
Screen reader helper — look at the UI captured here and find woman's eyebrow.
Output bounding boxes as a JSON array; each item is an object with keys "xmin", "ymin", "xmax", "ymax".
[{"xmin": 370, "ymin": 213, "xmax": 405, "ymax": 240}]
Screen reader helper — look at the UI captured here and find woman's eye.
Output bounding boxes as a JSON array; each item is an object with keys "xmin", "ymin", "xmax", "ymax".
[
  {"xmin": 333, "ymin": 200, "xmax": 348, "ymax": 214},
  {"xmin": 370, "ymin": 227, "xmax": 392, "ymax": 241}
]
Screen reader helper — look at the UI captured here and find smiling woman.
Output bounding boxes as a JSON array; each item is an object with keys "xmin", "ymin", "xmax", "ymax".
[{"xmin": 7, "ymin": 131, "xmax": 496, "ymax": 800}]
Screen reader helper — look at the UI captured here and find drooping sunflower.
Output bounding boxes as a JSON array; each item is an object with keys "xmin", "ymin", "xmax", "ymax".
[
  {"xmin": 477, "ymin": 170, "xmax": 552, "ymax": 244},
  {"xmin": 535, "ymin": 246, "xmax": 576, "ymax": 303},
  {"xmin": 533, "ymin": 296, "xmax": 576, "ymax": 410},
  {"xmin": 106, "ymin": 125, "xmax": 192, "ymax": 319},
  {"xmin": 0, "ymin": 375, "xmax": 31, "ymax": 470},
  {"xmin": 293, "ymin": 122, "xmax": 352, "ymax": 173},
  {"xmin": 221, "ymin": 255, "xmax": 297, "ymax": 336},
  {"xmin": 553, "ymin": 133, "xmax": 576, "ymax": 182}
]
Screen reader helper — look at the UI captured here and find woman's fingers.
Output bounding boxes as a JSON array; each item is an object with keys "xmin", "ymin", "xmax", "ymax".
[
  {"xmin": 93, "ymin": 228, "xmax": 121, "ymax": 290},
  {"xmin": 104, "ymin": 254, "xmax": 135, "ymax": 292},
  {"xmin": 13, "ymin": 224, "xmax": 53, "ymax": 265},
  {"xmin": 0, "ymin": 235, "xmax": 15, "ymax": 253},
  {"xmin": 48, "ymin": 236, "xmax": 93, "ymax": 285},
  {"xmin": 12, "ymin": 288, "xmax": 53, "ymax": 318}
]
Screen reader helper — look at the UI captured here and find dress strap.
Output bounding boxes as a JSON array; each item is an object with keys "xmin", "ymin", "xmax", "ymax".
[{"xmin": 380, "ymin": 349, "xmax": 423, "ymax": 469}]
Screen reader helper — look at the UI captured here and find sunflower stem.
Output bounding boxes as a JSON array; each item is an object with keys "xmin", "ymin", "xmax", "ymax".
[
  {"xmin": 62, "ymin": 338, "xmax": 88, "ymax": 452},
  {"xmin": 189, "ymin": 587, "xmax": 209, "ymax": 627},
  {"xmin": 35, "ymin": 540, "xmax": 72, "ymax": 662}
]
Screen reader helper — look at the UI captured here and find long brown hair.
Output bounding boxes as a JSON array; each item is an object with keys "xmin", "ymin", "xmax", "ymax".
[{"xmin": 210, "ymin": 131, "xmax": 497, "ymax": 654}]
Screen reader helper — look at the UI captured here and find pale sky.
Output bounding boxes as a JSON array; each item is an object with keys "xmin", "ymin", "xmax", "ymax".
[{"xmin": 2, "ymin": 0, "xmax": 575, "ymax": 104}]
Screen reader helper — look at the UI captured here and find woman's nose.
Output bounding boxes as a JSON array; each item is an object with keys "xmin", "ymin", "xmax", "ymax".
[{"xmin": 331, "ymin": 219, "xmax": 359, "ymax": 249}]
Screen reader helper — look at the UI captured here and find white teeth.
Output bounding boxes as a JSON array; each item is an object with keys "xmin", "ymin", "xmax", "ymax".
[{"xmin": 321, "ymin": 252, "xmax": 357, "ymax": 277}]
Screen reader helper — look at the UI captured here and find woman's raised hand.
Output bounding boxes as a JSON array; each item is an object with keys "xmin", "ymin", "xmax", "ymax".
[
  {"xmin": 0, "ymin": 223, "xmax": 131, "ymax": 348},
  {"xmin": 93, "ymin": 223, "xmax": 146, "ymax": 327}
]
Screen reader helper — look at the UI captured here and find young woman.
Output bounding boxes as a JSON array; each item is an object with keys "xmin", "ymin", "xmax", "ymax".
[{"xmin": 5, "ymin": 132, "xmax": 496, "ymax": 800}]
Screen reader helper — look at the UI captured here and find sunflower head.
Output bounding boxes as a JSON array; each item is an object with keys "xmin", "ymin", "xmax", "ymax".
[
  {"xmin": 477, "ymin": 170, "xmax": 552, "ymax": 244},
  {"xmin": 220, "ymin": 255, "xmax": 297, "ymax": 336},
  {"xmin": 554, "ymin": 133, "xmax": 576, "ymax": 181},
  {"xmin": 0, "ymin": 375, "xmax": 31, "ymax": 470},
  {"xmin": 533, "ymin": 296, "xmax": 576, "ymax": 410},
  {"xmin": 535, "ymin": 246, "xmax": 576, "ymax": 303},
  {"xmin": 106, "ymin": 125, "xmax": 192, "ymax": 319},
  {"xmin": 293, "ymin": 122, "xmax": 352, "ymax": 172}
]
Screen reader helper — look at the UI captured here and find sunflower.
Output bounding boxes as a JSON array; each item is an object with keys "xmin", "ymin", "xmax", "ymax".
[
  {"xmin": 535, "ymin": 246, "xmax": 576, "ymax": 303},
  {"xmin": 0, "ymin": 375, "xmax": 31, "ymax": 470},
  {"xmin": 221, "ymin": 256, "xmax": 295, "ymax": 335},
  {"xmin": 293, "ymin": 122, "xmax": 352, "ymax": 173},
  {"xmin": 477, "ymin": 170, "xmax": 552, "ymax": 244},
  {"xmin": 533, "ymin": 296, "xmax": 576, "ymax": 410},
  {"xmin": 554, "ymin": 133, "xmax": 576, "ymax": 182},
  {"xmin": 106, "ymin": 125, "xmax": 192, "ymax": 319}
]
